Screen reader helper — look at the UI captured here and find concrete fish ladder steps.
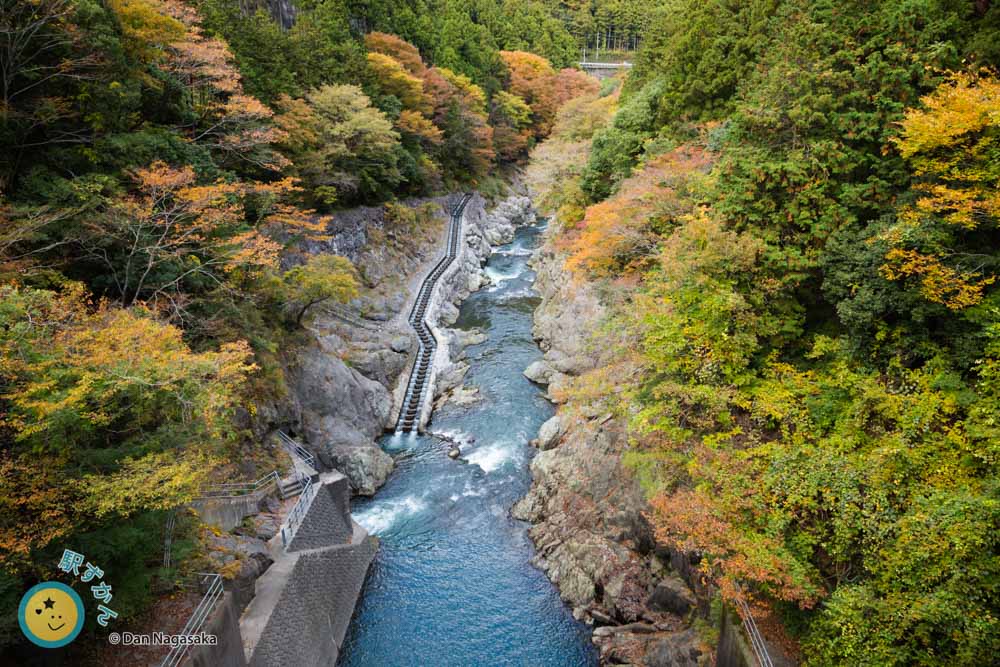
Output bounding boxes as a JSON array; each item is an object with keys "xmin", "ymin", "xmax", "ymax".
[{"xmin": 396, "ymin": 193, "xmax": 471, "ymax": 432}]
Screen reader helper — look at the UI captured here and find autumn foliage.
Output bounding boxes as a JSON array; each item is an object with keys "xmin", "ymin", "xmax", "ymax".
[
  {"xmin": 0, "ymin": 0, "xmax": 597, "ymax": 641},
  {"xmin": 532, "ymin": 4, "xmax": 1000, "ymax": 659}
]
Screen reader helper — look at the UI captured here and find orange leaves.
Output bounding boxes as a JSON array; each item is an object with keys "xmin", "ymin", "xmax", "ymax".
[
  {"xmin": 501, "ymin": 51, "xmax": 599, "ymax": 139},
  {"xmin": 134, "ymin": 161, "xmax": 196, "ymax": 192},
  {"xmin": 364, "ymin": 32, "xmax": 426, "ymax": 76},
  {"xmin": 648, "ymin": 466, "xmax": 822, "ymax": 609},
  {"xmin": 82, "ymin": 162, "xmax": 323, "ymax": 312},
  {"xmin": 562, "ymin": 144, "xmax": 714, "ymax": 279}
]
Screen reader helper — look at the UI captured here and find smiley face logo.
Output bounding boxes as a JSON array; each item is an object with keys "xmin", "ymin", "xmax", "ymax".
[{"xmin": 18, "ymin": 582, "xmax": 84, "ymax": 648}]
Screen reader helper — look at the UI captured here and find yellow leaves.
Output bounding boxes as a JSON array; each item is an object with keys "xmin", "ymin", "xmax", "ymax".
[
  {"xmin": 77, "ymin": 450, "xmax": 218, "ymax": 518},
  {"xmin": 1, "ymin": 285, "xmax": 256, "ymax": 447},
  {"xmin": 0, "ymin": 454, "xmax": 78, "ymax": 569},
  {"xmin": 397, "ymin": 109, "xmax": 443, "ymax": 146},
  {"xmin": 108, "ymin": 0, "xmax": 185, "ymax": 65},
  {"xmin": 895, "ymin": 71, "xmax": 1000, "ymax": 160},
  {"xmin": 436, "ymin": 67, "xmax": 487, "ymax": 114},
  {"xmin": 366, "ymin": 52, "xmax": 432, "ymax": 115},
  {"xmin": 912, "ymin": 183, "xmax": 1000, "ymax": 230},
  {"xmin": 881, "ymin": 248, "xmax": 994, "ymax": 310},
  {"xmin": 882, "ymin": 71, "xmax": 1000, "ymax": 309}
]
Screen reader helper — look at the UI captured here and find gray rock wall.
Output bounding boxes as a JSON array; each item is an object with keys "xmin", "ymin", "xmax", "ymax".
[
  {"xmin": 289, "ymin": 342, "xmax": 394, "ymax": 495},
  {"xmin": 514, "ymin": 222, "xmax": 711, "ymax": 664}
]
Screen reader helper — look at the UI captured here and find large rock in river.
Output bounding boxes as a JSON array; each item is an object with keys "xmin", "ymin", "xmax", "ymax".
[{"xmin": 291, "ymin": 343, "xmax": 394, "ymax": 495}]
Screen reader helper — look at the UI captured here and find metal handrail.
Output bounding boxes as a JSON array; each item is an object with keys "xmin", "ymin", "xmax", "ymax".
[
  {"xmin": 277, "ymin": 431, "xmax": 317, "ymax": 471},
  {"xmin": 280, "ymin": 475, "xmax": 318, "ymax": 549},
  {"xmin": 322, "ymin": 303, "xmax": 380, "ymax": 331},
  {"xmin": 736, "ymin": 598, "xmax": 775, "ymax": 667},
  {"xmin": 162, "ymin": 511, "xmax": 177, "ymax": 569},
  {"xmin": 195, "ymin": 471, "xmax": 279, "ymax": 499},
  {"xmin": 160, "ymin": 573, "xmax": 224, "ymax": 667}
]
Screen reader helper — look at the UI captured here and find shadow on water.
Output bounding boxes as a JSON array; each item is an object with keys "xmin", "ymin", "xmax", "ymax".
[{"xmin": 338, "ymin": 218, "xmax": 597, "ymax": 666}]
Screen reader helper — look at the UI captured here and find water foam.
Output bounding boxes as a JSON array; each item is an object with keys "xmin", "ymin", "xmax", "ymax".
[
  {"xmin": 355, "ymin": 495, "xmax": 427, "ymax": 534},
  {"xmin": 485, "ymin": 265, "xmax": 522, "ymax": 284},
  {"xmin": 494, "ymin": 246, "xmax": 533, "ymax": 257},
  {"xmin": 465, "ymin": 441, "xmax": 520, "ymax": 473}
]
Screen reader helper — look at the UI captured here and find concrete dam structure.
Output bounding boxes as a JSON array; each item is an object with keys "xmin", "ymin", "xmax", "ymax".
[{"xmin": 177, "ymin": 471, "xmax": 377, "ymax": 667}]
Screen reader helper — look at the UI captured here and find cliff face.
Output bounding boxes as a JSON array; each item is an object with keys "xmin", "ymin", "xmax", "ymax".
[{"xmin": 515, "ymin": 236, "xmax": 709, "ymax": 666}]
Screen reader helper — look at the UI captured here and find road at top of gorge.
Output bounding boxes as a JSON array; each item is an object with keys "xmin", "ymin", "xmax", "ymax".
[{"xmin": 338, "ymin": 216, "xmax": 597, "ymax": 667}]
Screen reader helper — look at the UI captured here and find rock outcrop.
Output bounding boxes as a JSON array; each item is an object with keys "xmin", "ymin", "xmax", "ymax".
[{"xmin": 516, "ymin": 231, "xmax": 708, "ymax": 665}]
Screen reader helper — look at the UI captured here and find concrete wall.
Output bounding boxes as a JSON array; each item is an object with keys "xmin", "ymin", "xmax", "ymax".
[
  {"xmin": 717, "ymin": 606, "xmax": 755, "ymax": 667},
  {"xmin": 248, "ymin": 537, "xmax": 379, "ymax": 667},
  {"xmin": 192, "ymin": 494, "xmax": 263, "ymax": 532},
  {"xmin": 286, "ymin": 476, "xmax": 353, "ymax": 552},
  {"xmin": 184, "ymin": 592, "xmax": 248, "ymax": 667},
  {"xmin": 239, "ymin": 473, "xmax": 378, "ymax": 667}
]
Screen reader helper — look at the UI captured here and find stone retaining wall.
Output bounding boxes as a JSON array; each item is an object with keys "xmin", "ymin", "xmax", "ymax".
[{"xmin": 247, "ymin": 538, "xmax": 378, "ymax": 667}]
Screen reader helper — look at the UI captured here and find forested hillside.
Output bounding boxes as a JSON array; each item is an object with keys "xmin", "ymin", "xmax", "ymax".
[
  {"xmin": 0, "ymin": 0, "xmax": 596, "ymax": 652},
  {"xmin": 528, "ymin": 0, "xmax": 1000, "ymax": 664}
]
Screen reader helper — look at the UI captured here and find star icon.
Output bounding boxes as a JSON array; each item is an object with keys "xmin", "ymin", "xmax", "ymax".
[{"xmin": 43, "ymin": 597, "xmax": 55, "ymax": 609}]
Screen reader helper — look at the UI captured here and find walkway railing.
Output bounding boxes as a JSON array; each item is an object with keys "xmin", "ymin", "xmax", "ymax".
[
  {"xmin": 160, "ymin": 573, "xmax": 224, "ymax": 667},
  {"xmin": 196, "ymin": 471, "xmax": 280, "ymax": 499},
  {"xmin": 321, "ymin": 303, "xmax": 381, "ymax": 332},
  {"xmin": 280, "ymin": 475, "xmax": 318, "ymax": 549},
  {"xmin": 578, "ymin": 61, "xmax": 633, "ymax": 69},
  {"xmin": 277, "ymin": 431, "xmax": 317, "ymax": 472},
  {"xmin": 162, "ymin": 511, "xmax": 177, "ymax": 569},
  {"xmin": 736, "ymin": 597, "xmax": 775, "ymax": 667},
  {"xmin": 395, "ymin": 194, "xmax": 471, "ymax": 432}
]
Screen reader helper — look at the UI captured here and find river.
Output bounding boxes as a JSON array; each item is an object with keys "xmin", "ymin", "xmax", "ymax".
[{"xmin": 338, "ymin": 216, "xmax": 598, "ymax": 666}]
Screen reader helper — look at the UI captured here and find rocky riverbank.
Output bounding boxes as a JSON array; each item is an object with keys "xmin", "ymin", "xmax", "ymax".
[
  {"xmin": 513, "ymin": 233, "xmax": 709, "ymax": 666},
  {"xmin": 254, "ymin": 188, "xmax": 535, "ymax": 497}
]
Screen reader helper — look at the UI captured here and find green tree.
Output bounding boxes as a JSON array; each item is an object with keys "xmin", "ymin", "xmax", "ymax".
[
  {"xmin": 273, "ymin": 254, "xmax": 359, "ymax": 326},
  {"xmin": 275, "ymin": 85, "xmax": 403, "ymax": 206}
]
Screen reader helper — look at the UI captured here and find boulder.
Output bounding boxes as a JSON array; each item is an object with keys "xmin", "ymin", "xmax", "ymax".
[
  {"xmin": 537, "ymin": 415, "xmax": 564, "ymax": 450},
  {"xmin": 344, "ymin": 347, "xmax": 408, "ymax": 387},
  {"xmin": 648, "ymin": 577, "xmax": 697, "ymax": 617},
  {"xmin": 643, "ymin": 629, "xmax": 702, "ymax": 667},
  {"xmin": 328, "ymin": 444, "xmax": 394, "ymax": 496},
  {"xmin": 389, "ymin": 335, "xmax": 412, "ymax": 353},
  {"xmin": 524, "ymin": 359, "xmax": 556, "ymax": 385}
]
